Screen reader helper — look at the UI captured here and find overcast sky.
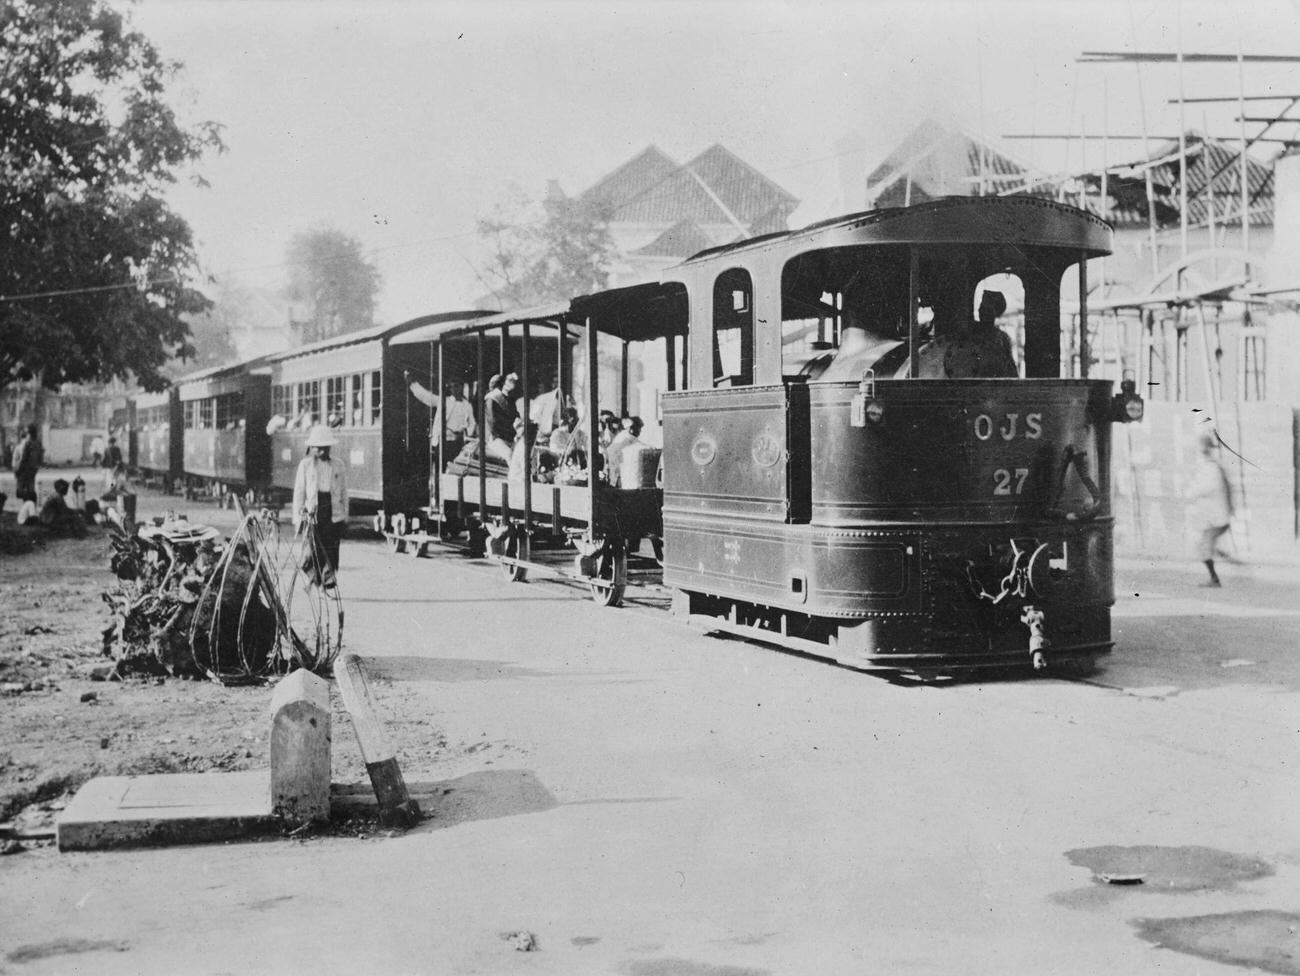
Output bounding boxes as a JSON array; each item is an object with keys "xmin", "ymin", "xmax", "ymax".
[{"xmin": 126, "ymin": 0, "xmax": 1300, "ymax": 323}]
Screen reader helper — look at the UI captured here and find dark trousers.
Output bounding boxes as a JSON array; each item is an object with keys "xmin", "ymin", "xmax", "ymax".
[
  {"xmin": 315, "ymin": 492, "xmax": 342, "ymax": 573},
  {"xmin": 439, "ymin": 435, "xmax": 465, "ymax": 472},
  {"xmin": 15, "ymin": 472, "xmax": 36, "ymax": 503}
]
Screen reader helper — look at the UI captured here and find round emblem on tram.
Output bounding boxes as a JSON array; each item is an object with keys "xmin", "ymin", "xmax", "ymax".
[
  {"xmin": 751, "ymin": 428, "xmax": 782, "ymax": 468},
  {"xmin": 690, "ymin": 432, "xmax": 717, "ymax": 466}
]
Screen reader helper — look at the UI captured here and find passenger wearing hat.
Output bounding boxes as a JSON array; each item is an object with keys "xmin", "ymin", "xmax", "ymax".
[{"xmin": 293, "ymin": 425, "xmax": 350, "ymax": 585}]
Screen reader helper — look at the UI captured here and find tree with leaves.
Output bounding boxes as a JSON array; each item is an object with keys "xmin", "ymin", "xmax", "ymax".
[
  {"xmin": 284, "ymin": 228, "xmax": 381, "ymax": 345},
  {"xmin": 476, "ymin": 184, "xmax": 616, "ymax": 310},
  {"xmin": 0, "ymin": 0, "xmax": 224, "ymax": 395},
  {"xmin": 173, "ymin": 279, "xmax": 246, "ymax": 373}
]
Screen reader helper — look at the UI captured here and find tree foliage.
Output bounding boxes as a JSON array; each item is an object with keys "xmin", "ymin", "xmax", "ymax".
[
  {"xmin": 476, "ymin": 185, "xmax": 616, "ymax": 310},
  {"xmin": 173, "ymin": 279, "xmax": 246, "ymax": 374},
  {"xmin": 284, "ymin": 228, "xmax": 381, "ymax": 345},
  {"xmin": 0, "ymin": 0, "xmax": 225, "ymax": 393}
]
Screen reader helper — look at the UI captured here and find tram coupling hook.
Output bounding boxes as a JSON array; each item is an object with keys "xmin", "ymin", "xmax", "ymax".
[{"xmin": 1020, "ymin": 605, "xmax": 1049, "ymax": 670}]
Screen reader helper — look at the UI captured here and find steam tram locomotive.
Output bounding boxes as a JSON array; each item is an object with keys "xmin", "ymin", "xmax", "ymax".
[{"xmin": 648, "ymin": 195, "xmax": 1139, "ymax": 672}]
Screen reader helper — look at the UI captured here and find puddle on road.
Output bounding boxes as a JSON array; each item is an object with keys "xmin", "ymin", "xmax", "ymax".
[
  {"xmin": 1064, "ymin": 845, "xmax": 1274, "ymax": 893},
  {"xmin": 1133, "ymin": 910, "xmax": 1300, "ymax": 975}
]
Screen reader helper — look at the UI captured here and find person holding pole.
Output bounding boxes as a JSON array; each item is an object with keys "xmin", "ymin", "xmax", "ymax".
[{"xmin": 293, "ymin": 426, "xmax": 349, "ymax": 587}]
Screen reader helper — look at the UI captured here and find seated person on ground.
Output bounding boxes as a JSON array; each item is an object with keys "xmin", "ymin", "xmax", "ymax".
[{"xmin": 40, "ymin": 479, "xmax": 85, "ymax": 535}]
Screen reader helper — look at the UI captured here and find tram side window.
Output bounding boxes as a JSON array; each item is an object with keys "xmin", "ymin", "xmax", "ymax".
[
  {"xmin": 295, "ymin": 380, "xmax": 320, "ymax": 429},
  {"xmin": 369, "ymin": 370, "xmax": 382, "ymax": 425},
  {"xmin": 712, "ymin": 268, "xmax": 754, "ymax": 387},
  {"xmin": 183, "ymin": 400, "xmax": 196, "ymax": 429},
  {"xmin": 196, "ymin": 398, "xmax": 214, "ymax": 430},
  {"xmin": 325, "ymin": 376, "xmax": 346, "ymax": 427},
  {"xmin": 214, "ymin": 393, "xmax": 244, "ymax": 430},
  {"xmin": 272, "ymin": 384, "xmax": 293, "ymax": 423},
  {"xmin": 349, "ymin": 373, "xmax": 365, "ymax": 426}
]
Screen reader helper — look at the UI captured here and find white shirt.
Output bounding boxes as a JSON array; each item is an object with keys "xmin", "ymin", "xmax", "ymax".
[{"xmin": 293, "ymin": 455, "xmax": 349, "ymax": 528}]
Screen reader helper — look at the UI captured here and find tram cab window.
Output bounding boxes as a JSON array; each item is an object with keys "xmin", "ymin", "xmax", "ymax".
[
  {"xmin": 780, "ymin": 248, "xmax": 909, "ymax": 380},
  {"xmin": 914, "ymin": 271, "xmax": 1022, "ymax": 379},
  {"xmin": 712, "ymin": 269, "xmax": 754, "ymax": 387}
]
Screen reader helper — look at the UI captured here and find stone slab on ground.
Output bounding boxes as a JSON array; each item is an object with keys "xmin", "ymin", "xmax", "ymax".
[{"xmin": 56, "ymin": 770, "xmax": 274, "ymax": 851}]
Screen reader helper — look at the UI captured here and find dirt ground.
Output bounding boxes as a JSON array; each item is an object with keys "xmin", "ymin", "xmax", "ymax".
[
  {"xmin": 0, "ymin": 506, "xmax": 272, "ymax": 837},
  {"xmin": 0, "ymin": 486, "xmax": 458, "ymax": 852}
]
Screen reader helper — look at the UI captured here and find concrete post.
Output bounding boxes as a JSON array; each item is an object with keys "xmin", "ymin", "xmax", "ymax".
[
  {"xmin": 335, "ymin": 653, "xmax": 421, "ymax": 827},
  {"xmin": 269, "ymin": 669, "xmax": 332, "ymax": 824}
]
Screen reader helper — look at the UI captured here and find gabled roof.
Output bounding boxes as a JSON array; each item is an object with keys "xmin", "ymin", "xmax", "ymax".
[
  {"xmin": 1089, "ymin": 134, "xmax": 1274, "ymax": 228},
  {"xmin": 867, "ymin": 118, "xmax": 1044, "ymax": 207},
  {"xmin": 631, "ymin": 219, "xmax": 718, "ymax": 259},
  {"xmin": 578, "ymin": 143, "xmax": 799, "ymax": 230}
]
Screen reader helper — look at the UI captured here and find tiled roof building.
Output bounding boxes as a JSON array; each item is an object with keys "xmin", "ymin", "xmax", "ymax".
[
  {"xmin": 1094, "ymin": 134, "xmax": 1274, "ymax": 229},
  {"xmin": 865, "ymin": 118, "xmax": 1046, "ymax": 208},
  {"xmin": 574, "ymin": 143, "xmax": 799, "ymax": 283}
]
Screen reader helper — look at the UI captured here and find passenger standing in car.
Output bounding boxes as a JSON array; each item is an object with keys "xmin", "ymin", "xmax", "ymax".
[
  {"xmin": 483, "ymin": 372, "xmax": 518, "ymax": 463},
  {"xmin": 293, "ymin": 425, "xmax": 350, "ymax": 587}
]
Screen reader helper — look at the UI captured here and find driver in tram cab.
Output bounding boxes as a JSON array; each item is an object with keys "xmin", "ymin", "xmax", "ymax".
[{"xmin": 929, "ymin": 289, "xmax": 1018, "ymax": 379}]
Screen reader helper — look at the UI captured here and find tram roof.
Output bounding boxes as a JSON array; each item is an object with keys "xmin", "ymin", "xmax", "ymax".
[
  {"xmin": 570, "ymin": 281, "xmax": 690, "ymax": 343},
  {"xmin": 678, "ymin": 196, "xmax": 1112, "ymax": 266},
  {"xmin": 173, "ymin": 353, "xmax": 274, "ymax": 386},
  {"xmin": 269, "ymin": 309, "xmax": 494, "ymax": 361}
]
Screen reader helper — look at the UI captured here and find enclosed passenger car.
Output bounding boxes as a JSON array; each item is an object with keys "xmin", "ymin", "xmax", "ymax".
[
  {"xmin": 131, "ymin": 388, "xmax": 182, "ymax": 488},
  {"xmin": 174, "ymin": 359, "xmax": 272, "ymax": 494},
  {"xmin": 265, "ymin": 311, "xmax": 490, "ymax": 515}
]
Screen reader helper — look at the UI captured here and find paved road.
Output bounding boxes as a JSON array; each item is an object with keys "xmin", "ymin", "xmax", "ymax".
[{"xmin": 3, "ymin": 493, "xmax": 1298, "ymax": 975}]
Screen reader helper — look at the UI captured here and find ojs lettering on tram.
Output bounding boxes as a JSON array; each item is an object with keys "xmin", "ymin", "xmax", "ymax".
[{"xmin": 972, "ymin": 411, "xmax": 1043, "ymax": 442}]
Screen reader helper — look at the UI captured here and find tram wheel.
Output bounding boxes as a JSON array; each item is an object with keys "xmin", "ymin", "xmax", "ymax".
[
  {"xmin": 501, "ymin": 530, "xmax": 529, "ymax": 583},
  {"xmin": 387, "ymin": 535, "xmax": 404, "ymax": 554},
  {"xmin": 438, "ymin": 519, "xmax": 464, "ymax": 542},
  {"xmin": 589, "ymin": 547, "xmax": 627, "ymax": 607}
]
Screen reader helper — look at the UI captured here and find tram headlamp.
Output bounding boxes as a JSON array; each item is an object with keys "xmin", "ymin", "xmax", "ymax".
[{"xmin": 1110, "ymin": 376, "xmax": 1144, "ymax": 424}]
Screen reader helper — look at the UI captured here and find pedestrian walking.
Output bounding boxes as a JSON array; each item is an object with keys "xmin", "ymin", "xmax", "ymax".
[
  {"xmin": 293, "ymin": 425, "xmax": 349, "ymax": 588},
  {"xmin": 1190, "ymin": 430, "xmax": 1235, "ymax": 587},
  {"xmin": 12, "ymin": 424, "xmax": 42, "ymax": 503}
]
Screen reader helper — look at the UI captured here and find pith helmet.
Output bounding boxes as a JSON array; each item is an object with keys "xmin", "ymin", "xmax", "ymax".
[{"xmin": 306, "ymin": 425, "xmax": 336, "ymax": 448}]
